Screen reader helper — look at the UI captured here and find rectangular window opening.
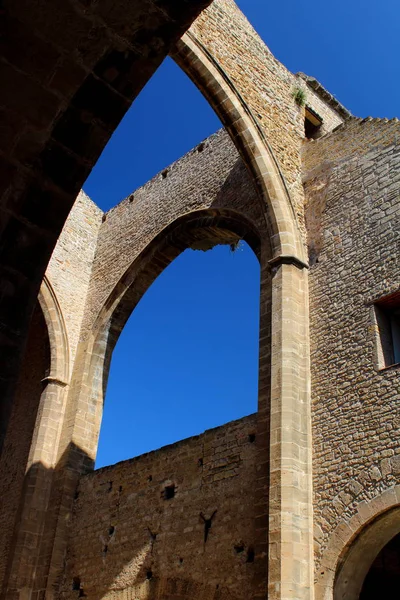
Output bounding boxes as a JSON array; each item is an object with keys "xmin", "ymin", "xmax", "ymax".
[
  {"xmin": 163, "ymin": 484, "xmax": 175, "ymax": 500},
  {"xmin": 373, "ymin": 291, "xmax": 400, "ymax": 369},
  {"xmin": 304, "ymin": 107, "xmax": 323, "ymax": 140}
]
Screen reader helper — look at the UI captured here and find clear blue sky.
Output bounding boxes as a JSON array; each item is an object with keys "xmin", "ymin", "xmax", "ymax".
[{"xmin": 85, "ymin": 0, "xmax": 399, "ymax": 468}]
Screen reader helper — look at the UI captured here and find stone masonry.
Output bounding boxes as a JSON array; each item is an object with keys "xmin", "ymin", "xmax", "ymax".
[
  {"xmin": 0, "ymin": 1, "xmax": 399, "ymax": 600},
  {"xmin": 62, "ymin": 415, "xmax": 258, "ymax": 600}
]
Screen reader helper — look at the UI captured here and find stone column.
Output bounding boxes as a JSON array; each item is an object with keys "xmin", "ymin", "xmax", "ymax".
[
  {"xmin": 268, "ymin": 258, "xmax": 313, "ymax": 600},
  {"xmin": 252, "ymin": 245, "xmax": 272, "ymax": 600},
  {"xmin": 2, "ymin": 377, "xmax": 67, "ymax": 599}
]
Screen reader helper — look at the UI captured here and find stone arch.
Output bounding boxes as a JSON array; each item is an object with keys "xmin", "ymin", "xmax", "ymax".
[
  {"xmin": 60, "ymin": 16, "xmax": 314, "ymax": 593},
  {"xmin": 315, "ymin": 487, "xmax": 400, "ymax": 600},
  {"xmin": 172, "ymin": 31, "xmax": 306, "ymax": 264},
  {"xmin": 38, "ymin": 275, "xmax": 70, "ymax": 386},
  {"xmin": 89, "ymin": 208, "xmax": 263, "ymax": 426}
]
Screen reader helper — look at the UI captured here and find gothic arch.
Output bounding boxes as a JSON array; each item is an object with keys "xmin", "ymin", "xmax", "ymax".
[
  {"xmin": 38, "ymin": 275, "xmax": 70, "ymax": 386},
  {"xmin": 1, "ymin": 3, "xmax": 314, "ymax": 598},
  {"xmin": 89, "ymin": 208, "xmax": 263, "ymax": 429},
  {"xmin": 0, "ymin": 0, "xmax": 212, "ymax": 460},
  {"xmin": 315, "ymin": 488, "xmax": 400, "ymax": 600},
  {"xmin": 172, "ymin": 31, "xmax": 306, "ymax": 264},
  {"xmin": 10, "ymin": 3, "xmax": 313, "ymax": 597},
  {"xmin": 61, "ymin": 17, "xmax": 313, "ymax": 594}
]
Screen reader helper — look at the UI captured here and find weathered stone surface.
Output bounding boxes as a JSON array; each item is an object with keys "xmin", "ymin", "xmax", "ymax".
[
  {"xmin": 62, "ymin": 415, "xmax": 258, "ymax": 600},
  {"xmin": 1, "ymin": 1, "xmax": 399, "ymax": 599},
  {"xmin": 303, "ymin": 117, "xmax": 400, "ymax": 582}
]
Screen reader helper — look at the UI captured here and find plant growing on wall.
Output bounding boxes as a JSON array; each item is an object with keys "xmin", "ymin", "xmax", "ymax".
[{"xmin": 292, "ymin": 86, "xmax": 306, "ymax": 107}]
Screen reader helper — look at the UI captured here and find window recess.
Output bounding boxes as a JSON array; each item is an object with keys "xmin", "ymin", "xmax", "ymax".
[{"xmin": 373, "ymin": 290, "xmax": 400, "ymax": 369}]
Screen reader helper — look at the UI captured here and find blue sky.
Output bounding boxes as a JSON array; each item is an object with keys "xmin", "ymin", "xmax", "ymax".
[{"xmin": 86, "ymin": 0, "xmax": 399, "ymax": 468}]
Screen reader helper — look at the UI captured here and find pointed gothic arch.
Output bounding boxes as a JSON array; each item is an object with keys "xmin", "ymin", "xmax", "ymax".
[
  {"xmin": 38, "ymin": 276, "xmax": 70, "ymax": 387},
  {"xmin": 53, "ymin": 14, "xmax": 313, "ymax": 595},
  {"xmin": 91, "ymin": 208, "xmax": 263, "ymax": 410},
  {"xmin": 172, "ymin": 31, "xmax": 306, "ymax": 264}
]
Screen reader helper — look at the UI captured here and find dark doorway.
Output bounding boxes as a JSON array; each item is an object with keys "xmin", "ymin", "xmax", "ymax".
[{"xmin": 359, "ymin": 532, "xmax": 400, "ymax": 599}]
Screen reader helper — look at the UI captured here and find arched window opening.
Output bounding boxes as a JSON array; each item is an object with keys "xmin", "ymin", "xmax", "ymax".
[
  {"xmin": 95, "ymin": 241, "xmax": 260, "ymax": 469},
  {"xmin": 360, "ymin": 532, "xmax": 400, "ymax": 599},
  {"xmin": 83, "ymin": 56, "xmax": 221, "ymax": 212}
]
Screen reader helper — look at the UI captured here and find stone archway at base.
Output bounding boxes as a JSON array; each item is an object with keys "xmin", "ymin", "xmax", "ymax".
[
  {"xmin": 315, "ymin": 490, "xmax": 400, "ymax": 600},
  {"xmin": 334, "ymin": 506, "xmax": 400, "ymax": 600},
  {"xmin": 359, "ymin": 531, "xmax": 400, "ymax": 599}
]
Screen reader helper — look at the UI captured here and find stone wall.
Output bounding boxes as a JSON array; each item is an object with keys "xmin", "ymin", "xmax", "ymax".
[
  {"xmin": 303, "ymin": 116, "xmax": 400, "ymax": 176},
  {"xmin": 61, "ymin": 414, "xmax": 258, "ymax": 600},
  {"xmin": 303, "ymin": 117, "xmax": 400, "ymax": 573}
]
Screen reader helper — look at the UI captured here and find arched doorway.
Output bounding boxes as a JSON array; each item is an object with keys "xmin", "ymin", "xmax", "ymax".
[{"xmin": 334, "ymin": 506, "xmax": 400, "ymax": 600}]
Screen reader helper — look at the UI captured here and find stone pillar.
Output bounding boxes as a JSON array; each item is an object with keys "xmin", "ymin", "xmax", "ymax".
[
  {"xmin": 268, "ymin": 258, "xmax": 313, "ymax": 600},
  {"xmin": 2, "ymin": 377, "xmax": 67, "ymax": 599},
  {"xmin": 252, "ymin": 245, "xmax": 272, "ymax": 600}
]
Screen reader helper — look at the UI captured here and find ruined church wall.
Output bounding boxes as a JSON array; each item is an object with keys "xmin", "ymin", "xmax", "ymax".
[
  {"xmin": 61, "ymin": 414, "xmax": 258, "ymax": 600},
  {"xmin": 303, "ymin": 119, "xmax": 400, "ymax": 571}
]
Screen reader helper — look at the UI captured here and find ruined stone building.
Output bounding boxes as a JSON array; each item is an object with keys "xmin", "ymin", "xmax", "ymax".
[{"xmin": 0, "ymin": 0, "xmax": 399, "ymax": 599}]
